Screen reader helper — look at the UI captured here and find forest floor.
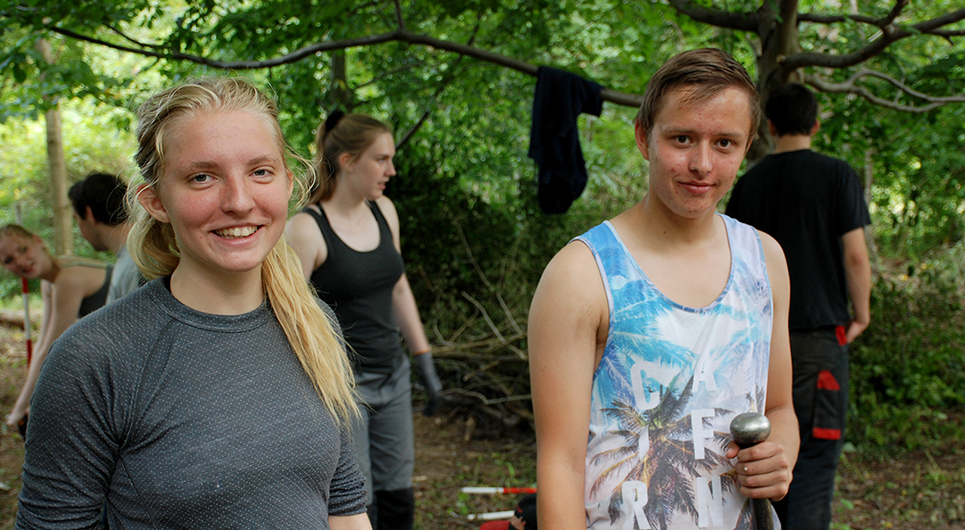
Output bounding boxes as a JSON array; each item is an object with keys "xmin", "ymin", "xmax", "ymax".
[{"xmin": 0, "ymin": 326, "xmax": 961, "ymax": 529}]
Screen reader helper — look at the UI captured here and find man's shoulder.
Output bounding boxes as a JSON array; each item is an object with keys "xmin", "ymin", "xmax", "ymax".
[
  {"xmin": 738, "ymin": 150, "xmax": 855, "ymax": 187},
  {"xmin": 773, "ymin": 149, "xmax": 853, "ymax": 171}
]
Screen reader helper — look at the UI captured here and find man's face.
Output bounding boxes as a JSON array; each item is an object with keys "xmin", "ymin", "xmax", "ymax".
[
  {"xmin": 74, "ymin": 209, "xmax": 108, "ymax": 251},
  {"xmin": 636, "ymin": 85, "xmax": 754, "ymax": 220}
]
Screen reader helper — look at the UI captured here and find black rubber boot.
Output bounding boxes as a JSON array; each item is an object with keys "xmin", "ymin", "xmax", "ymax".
[{"xmin": 374, "ymin": 488, "xmax": 414, "ymax": 530}]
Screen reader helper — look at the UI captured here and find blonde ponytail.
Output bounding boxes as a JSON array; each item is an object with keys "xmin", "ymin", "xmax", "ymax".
[
  {"xmin": 128, "ymin": 77, "xmax": 358, "ymax": 423},
  {"xmin": 263, "ymin": 240, "xmax": 358, "ymax": 420}
]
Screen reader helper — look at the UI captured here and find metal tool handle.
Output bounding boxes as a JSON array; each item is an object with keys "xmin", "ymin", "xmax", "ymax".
[{"xmin": 730, "ymin": 413, "xmax": 774, "ymax": 530}]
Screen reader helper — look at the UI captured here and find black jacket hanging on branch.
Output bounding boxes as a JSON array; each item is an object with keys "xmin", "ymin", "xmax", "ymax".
[{"xmin": 528, "ymin": 66, "xmax": 604, "ymax": 214}]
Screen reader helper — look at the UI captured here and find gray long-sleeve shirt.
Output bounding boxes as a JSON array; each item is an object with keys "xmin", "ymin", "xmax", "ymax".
[{"xmin": 16, "ymin": 279, "xmax": 366, "ymax": 529}]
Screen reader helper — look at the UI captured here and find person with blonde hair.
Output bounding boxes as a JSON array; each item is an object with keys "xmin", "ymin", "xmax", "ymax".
[
  {"xmin": 286, "ymin": 111, "xmax": 441, "ymax": 530},
  {"xmin": 15, "ymin": 78, "xmax": 370, "ymax": 530},
  {"xmin": 0, "ymin": 224, "xmax": 111, "ymax": 433}
]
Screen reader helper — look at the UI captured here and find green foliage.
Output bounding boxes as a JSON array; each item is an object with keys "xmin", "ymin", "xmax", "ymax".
[
  {"xmin": 848, "ymin": 248, "xmax": 965, "ymax": 451},
  {"xmin": 817, "ymin": 80, "xmax": 965, "ymax": 260}
]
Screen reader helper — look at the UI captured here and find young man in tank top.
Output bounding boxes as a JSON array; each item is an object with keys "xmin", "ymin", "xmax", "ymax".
[{"xmin": 528, "ymin": 48, "xmax": 799, "ymax": 530}]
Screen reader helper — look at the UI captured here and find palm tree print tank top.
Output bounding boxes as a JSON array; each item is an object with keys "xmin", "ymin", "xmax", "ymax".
[{"xmin": 577, "ymin": 215, "xmax": 773, "ymax": 530}]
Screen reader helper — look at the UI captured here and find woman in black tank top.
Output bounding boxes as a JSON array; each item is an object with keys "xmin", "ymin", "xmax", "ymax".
[
  {"xmin": 286, "ymin": 112, "xmax": 442, "ymax": 530},
  {"xmin": 0, "ymin": 224, "xmax": 111, "ymax": 432}
]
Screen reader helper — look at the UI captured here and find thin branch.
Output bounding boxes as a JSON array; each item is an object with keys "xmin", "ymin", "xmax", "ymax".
[
  {"xmin": 353, "ymin": 60, "xmax": 426, "ymax": 90},
  {"xmin": 786, "ymin": 7, "xmax": 965, "ymax": 70},
  {"xmin": 805, "ymin": 71, "xmax": 965, "ymax": 112},
  {"xmin": 798, "ymin": 13, "xmax": 880, "ymax": 25},
  {"xmin": 452, "ymin": 213, "xmax": 523, "ymax": 336},
  {"xmin": 459, "ymin": 292, "xmax": 527, "ymax": 359},
  {"xmin": 393, "ymin": 0, "xmax": 406, "ymax": 32},
  {"xmin": 49, "ymin": 25, "xmax": 401, "ymax": 68},
  {"xmin": 882, "ymin": 0, "xmax": 909, "ymax": 27},
  {"xmin": 397, "ymin": 15, "xmax": 481, "ymax": 149},
  {"xmin": 798, "ymin": 13, "xmax": 965, "ymax": 38},
  {"xmin": 445, "ymin": 389, "xmax": 532, "ymax": 406},
  {"xmin": 106, "ymin": 25, "xmax": 165, "ymax": 51}
]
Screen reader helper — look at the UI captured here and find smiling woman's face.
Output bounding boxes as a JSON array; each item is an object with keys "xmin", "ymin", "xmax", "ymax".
[
  {"xmin": 137, "ymin": 109, "xmax": 293, "ymax": 281},
  {"xmin": 0, "ymin": 233, "xmax": 47, "ymax": 279}
]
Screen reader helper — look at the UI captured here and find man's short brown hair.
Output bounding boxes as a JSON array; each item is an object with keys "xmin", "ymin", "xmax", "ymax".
[{"xmin": 635, "ymin": 48, "xmax": 761, "ymax": 141}]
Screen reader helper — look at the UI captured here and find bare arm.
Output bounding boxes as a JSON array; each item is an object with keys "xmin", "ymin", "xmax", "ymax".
[
  {"xmin": 391, "ymin": 274, "xmax": 430, "ymax": 353},
  {"xmin": 329, "ymin": 514, "xmax": 373, "ymax": 530},
  {"xmin": 529, "ymin": 242, "xmax": 605, "ymax": 529},
  {"xmin": 841, "ymin": 227, "xmax": 871, "ymax": 343},
  {"xmin": 285, "ymin": 211, "xmax": 328, "ymax": 281},
  {"xmin": 727, "ymin": 233, "xmax": 798, "ymax": 501},
  {"xmin": 7, "ymin": 268, "xmax": 101, "ymax": 427}
]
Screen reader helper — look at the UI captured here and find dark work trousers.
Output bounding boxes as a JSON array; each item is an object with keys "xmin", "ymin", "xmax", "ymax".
[
  {"xmin": 775, "ymin": 328, "xmax": 849, "ymax": 530},
  {"xmin": 352, "ymin": 357, "xmax": 415, "ymax": 530}
]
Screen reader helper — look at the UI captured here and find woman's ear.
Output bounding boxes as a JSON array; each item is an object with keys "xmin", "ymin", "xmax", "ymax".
[
  {"xmin": 137, "ymin": 184, "xmax": 171, "ymax": 224},
  {"xmin": 337, "ymin": 152, "xmax": 354, "ymax": 174}
]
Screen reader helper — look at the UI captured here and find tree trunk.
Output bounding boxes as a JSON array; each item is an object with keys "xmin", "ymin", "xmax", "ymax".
[
  {"xmin": 37, "ymin": 38, "xmax": 72, "ymax": 255},
  {"xmin": 44, "ymin": 107, "xmax": 71, "ymax": 255},
  {"xmin": 748, "ymin": 0, "xmax": 804, "ymax": 162},
  {"xmin": 330, "ymin": 51, "xmax": 353, "ymax": 111}
]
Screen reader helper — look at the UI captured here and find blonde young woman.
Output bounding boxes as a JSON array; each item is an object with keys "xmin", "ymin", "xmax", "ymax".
[
  {"xmin": 286, "ymin": 112, "xmax": 441, "ymax": 530},
  {"xmin": 0, "ymin": 224, "xmax": 111, "ymax": 432},
  {"xmin": 15, "ymin": 79, "xmax": 371, "ymax": 530}
]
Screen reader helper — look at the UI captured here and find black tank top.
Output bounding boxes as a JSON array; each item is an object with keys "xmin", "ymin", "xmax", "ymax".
[
  {"xmin": 78, "ymin": 265, "xmax": 112, "ymax": 317},
  {"xmin": 305, "ymin": 202, "xmax": 405, "ymax": 374}
]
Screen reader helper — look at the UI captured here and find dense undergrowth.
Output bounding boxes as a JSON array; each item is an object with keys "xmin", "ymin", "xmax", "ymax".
[{"xmin": 847, "ymin": 243, "xmax": 965, "ymax": 452}]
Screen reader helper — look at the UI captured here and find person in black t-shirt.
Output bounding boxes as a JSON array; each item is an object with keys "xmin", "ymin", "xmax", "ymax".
[{"xmin": 726, "ymin": 83, "xmax": 872, "ymax": 530}]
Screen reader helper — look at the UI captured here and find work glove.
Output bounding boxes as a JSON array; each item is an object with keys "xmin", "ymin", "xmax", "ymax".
[{"xmin": 414, "ymin": 351, "xmax": 443, "ymax": 417}]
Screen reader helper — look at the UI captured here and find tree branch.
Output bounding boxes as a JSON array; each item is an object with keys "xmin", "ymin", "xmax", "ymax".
[
  {"xmin": 663, "ymin": 0, "xmax": 759, "ymax": 32},
  {"xmin": 786, "ymin": 6, "xmax": 965, "ymax": 70},
  {"xmin": 40, "ymin": 4, "xmax": 964, "ymax": 113},
  {"xmin": 397, "ymin": 16, "xmax": 480, "ymax": 149},
  {"xmin": 48, "ymin": 25, "xmax": 645, "ymax": 107},
  {"xmin": 806, "ymin": 71, "xmax": 965, "ymax": 113},
  {"xmin": 106, "ymin": 25, "xmax": 165, "ymax": 51},
  {"xmin": 393, "ymin": 0, "xmax": 406, "ymax": 32},
  {"xmin": 48, "ymin": 25, "xmax": 401, "ymax": 68}
]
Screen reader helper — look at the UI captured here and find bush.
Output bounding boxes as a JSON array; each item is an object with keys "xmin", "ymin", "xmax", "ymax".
[{"xmin": 848, "ymin": 254, "xmax": 965, "ymax": 451}]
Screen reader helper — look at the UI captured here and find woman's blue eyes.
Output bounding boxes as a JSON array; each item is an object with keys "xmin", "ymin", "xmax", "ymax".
[{"xmin": 190, "ymin": 170, "xmax": 271, "ymax": 182}]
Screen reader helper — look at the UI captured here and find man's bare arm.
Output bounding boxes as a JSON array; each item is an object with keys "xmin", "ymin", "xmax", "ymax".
[
  {"xmin": 841, "ymin": 227, "xmax": 871, "ymax": 343},
  {"xmin": 529, "ymin": 242, "xmax": 606, "ymax": 530}
]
